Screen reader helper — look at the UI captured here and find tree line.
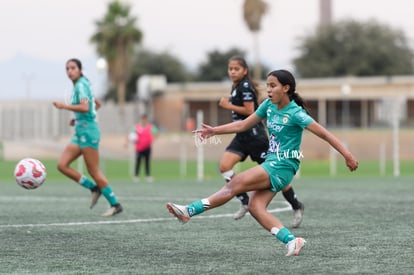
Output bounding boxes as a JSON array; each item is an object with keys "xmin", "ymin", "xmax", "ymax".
[{"xmin": 90, "ymin": 1, "xmax": 414, "ymax": 103}]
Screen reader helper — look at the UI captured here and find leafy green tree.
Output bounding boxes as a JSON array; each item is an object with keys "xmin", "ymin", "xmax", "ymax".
[
  {"xmin": 196, "ymin": 48, "xmax": 269, "ymax": 81},
  {"xmin": 125, "ymin": 48, "xmax": 192, "ymax": 101},
  {"xmin": 197, "ymin": 48, "xmax": 246, "ymax": 81},
  {"xmin": 294, "ymin": 19, "xmax": 414, "ymax": 77},
  {"xmin": 90, "ymin": 0, "xmax": 142, "ymax": 111}
]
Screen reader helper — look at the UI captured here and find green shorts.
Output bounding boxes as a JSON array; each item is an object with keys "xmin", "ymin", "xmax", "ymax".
[
  {"xmin": 71, "ymin": 120, "xmax": 100, "ymax": 150},
  {"xmin": 260, "ymin": 156, "xmax": 299, "ymax": 192}
]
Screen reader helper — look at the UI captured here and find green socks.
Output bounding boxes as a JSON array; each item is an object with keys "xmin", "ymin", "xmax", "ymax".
[
  {"xmin": 272, "ymin": 227, "xmax": 296, "ymax": 244},
  {"xmin": 101, "ymin": 186, "xmax": 119, "ymax": 206},
  {"xmin": 79, "ymin": 175, "xmax": 97, "ymax": 190},
  {"xmin": 187, "ymin": 199, "xmax": 210, "ymax": 217},
  {"xmin": 79, "ymin": 176, "xmax": 119, "ymax": 206}
]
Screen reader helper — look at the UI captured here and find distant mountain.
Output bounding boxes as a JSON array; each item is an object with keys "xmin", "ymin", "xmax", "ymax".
[{"xmin": 0, "ymin": 54, "xmax": 103, "ymax": 100}]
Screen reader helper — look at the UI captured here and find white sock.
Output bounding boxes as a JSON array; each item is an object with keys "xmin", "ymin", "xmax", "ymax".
[
  {"xmin": 270, "ymin": 227, "xmax": 280, "ymax": 235},
  {"xmin": 221, "ymin": 170, "xmax": 234, "ymax": 181},
  {"xmin": 201, "ymin": 198, "xmax": 210, "ymax": 209}
]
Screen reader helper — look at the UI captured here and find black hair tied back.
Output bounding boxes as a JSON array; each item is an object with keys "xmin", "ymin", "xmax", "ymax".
[{"xmin": 267, "ymin": 69, "xmax": 310, "ymax": 114}]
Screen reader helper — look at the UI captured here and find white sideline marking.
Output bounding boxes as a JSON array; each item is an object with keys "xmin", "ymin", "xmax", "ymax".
[
  {"xmin": 0, "ymin": 202, "xmax": 291, "ymax": 229},
  {"xmin": 0, "ymin": 196, "xmax": 212, "ymax": 202},
  {"xmin": 0, "ymin": 196, "xmax": 180, "ymax": 202}
]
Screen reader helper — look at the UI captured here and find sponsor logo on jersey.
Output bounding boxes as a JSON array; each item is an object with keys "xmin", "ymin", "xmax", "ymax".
[{"xmin": 231, "ymin": 89, "xmax": 237, "ymax": 97}]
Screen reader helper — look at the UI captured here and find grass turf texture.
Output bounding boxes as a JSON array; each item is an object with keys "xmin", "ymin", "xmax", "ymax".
[
  {"xmin": 0, "ymin": 172, "xmax": 414, "ymax": 274},
  {"xmin": 2, "ymin": 159, "xmax": 414, "ymax": 182},
  {"xmin": 0, "ymin": 166, "xmax": 413, "ymax": 274}
]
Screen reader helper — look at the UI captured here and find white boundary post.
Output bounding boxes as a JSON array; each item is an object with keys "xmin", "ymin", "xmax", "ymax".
[
  {"xmin": 129, "ymin": 141, "xmax": 135, "ymax": 179},
  {"xmin": 77, "ymin": 155, "xmax": 84, "ymax": 174},
  {"xmin": 391, "ymin": 97, "xmax": 405, "ymax": 177},
  {"xmin": 379, "ymin": 143, "xmax": 386, "ymax": 176},
  {"xmin": 329, "ymin": 147, "xmax": 337, "ymax": 177},
  {"xmin": 392, "ymin": 109, "xmax": 400, "ymax": 177},
  {"xmin": 196, "ymin": 110, "xmax": 204, "ymax": 182},
  {"xmin": 180, "ymin": 134, "xmax": 187, "ymax": 177}
]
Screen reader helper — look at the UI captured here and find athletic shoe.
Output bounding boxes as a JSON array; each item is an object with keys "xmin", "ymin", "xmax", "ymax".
[
  {"xmin": 166, "ymin": 203, "xmax": 190, "ymax": 223},
  {"xmin": 90, "ymin": 188, "xmax": 101, "ymax": 209},
  {"xmin": 233, "ymin": 205, "xmax": 249, "ymax": 220},
  {"xmin": 285, "ymin": 237, "xmax": 306, "ymax": 256},
  {"xmin": 146, "ymin": 176, "xmax": 153, "ymax": 182},
  {"xmin": 133, "ymin": 177, "xmax": 140, "ymax": 183},
  {"xmin": 102, "ymin": 203, "xmax": 123, "ymax": 217},
  {"xmin": 292, "ymin": 203, "xmax": 304, "ymax": 228}
]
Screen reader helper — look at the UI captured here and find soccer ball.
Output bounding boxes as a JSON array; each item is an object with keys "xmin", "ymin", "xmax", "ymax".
[
  {"xmin": 128, "ymin": 132, "xmax": 138, "ymax": 143},
  {"xmin": 14, "ymin": 158, "xmax": 47, "ymax": 190}
]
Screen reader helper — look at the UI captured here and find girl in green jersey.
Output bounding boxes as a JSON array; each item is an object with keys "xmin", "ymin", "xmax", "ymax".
[
  {"xmin": 219, "ymin": 56, "xmax": 305, "ymax": 227},
  {"xmin": 53, "ymin": 58, "xmax": 123, "ymax": 217},
  {"xmin": 166, "ymin": 69, "xmax": 358, "ymax": 256}
]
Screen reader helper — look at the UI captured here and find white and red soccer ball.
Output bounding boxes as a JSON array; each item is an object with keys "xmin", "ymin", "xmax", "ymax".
[{"xmin": 14, "ymin": 158, "xmax": 47, "ymax": 190}]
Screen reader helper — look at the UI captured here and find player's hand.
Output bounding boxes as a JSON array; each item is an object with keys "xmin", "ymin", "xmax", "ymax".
[
  {"xmin": 193, "ymin": 123, "xmax": 215, "ymax": 140},
  {"xmin": 53, "ymin": 101, "xmax": 66, "ymax": 109},
  {"xmin": 95, "ymin": 99, "xmax": 102, "ymax": 110},
  {"xmin": 345, "ymin": 154, "xmax": 358, "ymax": 172},
  {"xmin": 218, "ymin": 97, "xmax": 231, "ymax": 109}
]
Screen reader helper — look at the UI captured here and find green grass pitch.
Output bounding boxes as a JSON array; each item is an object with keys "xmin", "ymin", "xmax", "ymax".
[{"xmin": 0, "ymin": 159, "xmax": 413, "ymax": 274}]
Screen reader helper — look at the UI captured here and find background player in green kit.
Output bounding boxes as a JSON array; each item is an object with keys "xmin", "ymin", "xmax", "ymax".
[
  {"xmin": 53, "ymin": 58, "xmax": 123, "ymax": 217},
  {"xmin": 219, "ymin": 56, "xmax": 305, "ymax": 227},
  {"xmin": 166, "ymin": 69, "xmax": 358, "ymax": 256}
]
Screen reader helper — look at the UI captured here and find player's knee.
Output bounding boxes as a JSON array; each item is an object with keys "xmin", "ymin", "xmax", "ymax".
[
  {"xmin": 56, "ymin": 162, "xmax": 67, "ymax": 173},
  {"xmin": 247, "ymin": 200, "xmax": 262, "ymax": 217}
]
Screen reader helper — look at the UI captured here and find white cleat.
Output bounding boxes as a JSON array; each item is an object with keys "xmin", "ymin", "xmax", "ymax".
[
  {"xmin": 90, "ymin": 189, "xmax": 101, "ymax": 209},
  {"xmin": 166, "ymin": 203, "xmax": 190, "ymax": 224},
  {"xmin": 292, "ymin": 203, "xmax": 304, "ymax": 228},
  {"xmin": 233, "ymin": 205, "xmax": 249, "ymax": 220},
  {"xmin": 285, "ymin": 237, "xmax": 306, "ymax": 256},
  {"xmin": 102, "ymin": 204, "xmax": 123, "ymax": 217}
]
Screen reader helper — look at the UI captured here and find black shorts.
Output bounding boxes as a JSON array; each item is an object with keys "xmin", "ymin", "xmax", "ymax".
[{"xmin": 225, "ymin": 134, "xmax": 269, "ymax": 164}]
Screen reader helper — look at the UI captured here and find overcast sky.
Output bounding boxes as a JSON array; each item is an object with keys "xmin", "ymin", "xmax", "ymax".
[
  {"xmin": 2, "ymin": 0, "xmax": 414, "ymax": 70},
  {"xmin": 1, "ymin": 0, "xmax": 414, "ymax": 99}
]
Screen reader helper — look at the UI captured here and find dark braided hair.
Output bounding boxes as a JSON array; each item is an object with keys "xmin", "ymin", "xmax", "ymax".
[{"xmin": 267, "ymin": 69, "xmax": 310, "ymax": 114}]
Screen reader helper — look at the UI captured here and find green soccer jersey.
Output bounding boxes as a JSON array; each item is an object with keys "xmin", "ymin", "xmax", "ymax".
[
  {"xmin": 255, "ymin": 99, "xmax": 314, "ymax": 170},
  {"xmin": 71, "ymin": 76, "xmax": 96, "ymax": 122}
]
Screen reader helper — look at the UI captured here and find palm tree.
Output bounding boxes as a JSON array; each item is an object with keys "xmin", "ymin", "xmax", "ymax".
[
  {"xmin": 90, "ymin": 0, "xmax": 142, "ymax": 117},
  {"xmin": 243, "ymin": 0, "xmax": 268, "ymax": 80}
]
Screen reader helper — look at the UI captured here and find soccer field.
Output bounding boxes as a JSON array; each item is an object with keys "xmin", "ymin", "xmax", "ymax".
[{"xmin": 0, "ymin": 174, "xmax": 413, "ymax": 274}]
